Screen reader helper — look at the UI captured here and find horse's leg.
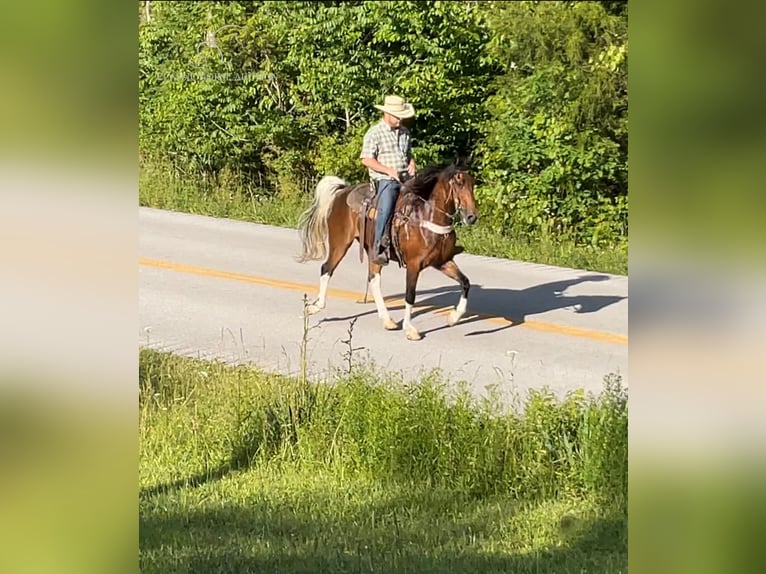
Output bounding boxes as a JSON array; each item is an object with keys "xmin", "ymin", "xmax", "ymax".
[
  {"xmin": 439, "ymin": 260, "xmax": 470, "ymax": 326},
  {"xmin": 403, "ymin": 266, "xmax": 422, "ymax": 341},
  {"xmin": 367, "ymin": 261, "xmax": 398, "ymax": 331},
  {"xmin": 307, "ymin": 218, "xmax": 353, "ymax": 315},
  {"xmin": 306, "ymin": 262, "xmax": 331, "ymax": 315}
]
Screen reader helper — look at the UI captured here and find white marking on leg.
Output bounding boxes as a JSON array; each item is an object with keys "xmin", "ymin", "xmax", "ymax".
[
  {"xmin": 370, "ymin": 273, "xmax": 396, "ymax": 329},
  {"xmin": 404, "ymin": 302, "xmax": 421, "ymax": 340},
  {"xmin": 307, "ymin": 273, "xmax": 330, "ymax": 315},
  {"xmin": 457, "ymin": 295, "xmax": 467, "ymax": 315},
  {"xmin": 448, "ymin": 294, "xmax": 468, "ymax": 326}
]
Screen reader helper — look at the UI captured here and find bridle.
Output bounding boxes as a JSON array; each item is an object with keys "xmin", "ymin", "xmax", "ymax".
[
  {"xmin": 419, "ymin": 173, "xmax": 466, "ymax": 220},
  {"xmin": 398, "ymin": 173, "xmax": 469, "ymax": 235},
  {"xmin": 445, "ymin": 175, "xmax": 465, "ymax": 219}
]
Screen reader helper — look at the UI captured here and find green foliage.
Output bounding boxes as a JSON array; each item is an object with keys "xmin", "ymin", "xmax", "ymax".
[
  {"xmin": 140, "ymin": 349, "xmax": 627, "ymax": 504},
  {"xmin": 140, "ymin": 348, "xmax": 627, "ymax": 571},
  {"xmin": 477, "ymin": 1, "xmax": 628, "ymax": 246},
  {"xmin": 139, "ymin": 0, "xmax": 628, "ymax": 253},
  {"xmin": 140, "ymin": 1, "xmax": 494, "ymax": 186}
]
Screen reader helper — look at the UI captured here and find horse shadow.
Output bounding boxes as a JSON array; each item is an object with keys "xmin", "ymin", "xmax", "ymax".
[{"xmin": 323, "ymin": 273, "xmax": 626, "ymax": 338}]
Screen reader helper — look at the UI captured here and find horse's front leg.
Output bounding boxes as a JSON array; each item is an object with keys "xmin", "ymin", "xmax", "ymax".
[
  {"xmin": 439, "ymin": 260, "xmax": 470, "ymax": 326},
  {"xmin": 403, "ymin": 266, "xmax": 422, "ymax": 340}
]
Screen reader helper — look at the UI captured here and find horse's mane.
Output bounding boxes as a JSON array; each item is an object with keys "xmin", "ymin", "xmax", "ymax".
[{"xmin": 404, "ymin": 163, "xmax": 465, "ymax": 199}]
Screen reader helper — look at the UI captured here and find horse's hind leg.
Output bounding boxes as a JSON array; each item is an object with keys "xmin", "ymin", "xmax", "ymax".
[
  {"xmin": 367, "ymin": 261, "xmax": 398, "ymax": 331},
  {"xmin": 439, "ymin": 260, "xmax": 470, "ymax": 326},
  {"xmin": 307, "ymin": 224, "xmax": 353, "ymax": 315}
]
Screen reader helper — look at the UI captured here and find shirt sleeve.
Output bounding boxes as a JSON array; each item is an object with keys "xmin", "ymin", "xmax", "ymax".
[{"xmin": 360, "ymin": 128, "xmax": 378, "ymax": 159}]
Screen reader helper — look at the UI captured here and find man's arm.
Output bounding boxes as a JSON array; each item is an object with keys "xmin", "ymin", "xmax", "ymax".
[
  {"xmin": 362, "ymin": 157, "xmax": 399, "ymax": 180},
  {"xmin": 361, "ymin": 127, "xmax": 398, "ymax": 180}
]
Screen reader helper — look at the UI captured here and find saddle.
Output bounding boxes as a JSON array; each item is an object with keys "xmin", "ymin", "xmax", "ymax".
[
  {"xmin": 346, "ymin": 181, "xmax": 377, "ymax": 212},
  {"xmin": 345, "ymin": 173, "xmax": 413, "ymax": 266}
]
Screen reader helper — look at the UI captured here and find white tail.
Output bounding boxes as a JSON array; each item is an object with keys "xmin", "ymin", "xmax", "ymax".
[{"xmin": 297, "ymin": 175, "xmax": 348, "ymax": 262}]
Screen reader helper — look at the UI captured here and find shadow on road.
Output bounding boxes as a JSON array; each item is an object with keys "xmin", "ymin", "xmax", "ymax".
[{"xmin": 321, "ymin": 273, "xmax": 626, "ymax": 338}]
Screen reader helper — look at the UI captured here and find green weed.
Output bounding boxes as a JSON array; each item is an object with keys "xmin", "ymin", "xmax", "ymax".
[{"xmin": 139, "ymin": 349, "xmax": 627, "ymax": 573}]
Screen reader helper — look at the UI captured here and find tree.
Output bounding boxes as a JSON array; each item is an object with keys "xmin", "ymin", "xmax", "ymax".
[{"xmin": 476, "ymin": 1, "xmax": 627, "ymax": 245}]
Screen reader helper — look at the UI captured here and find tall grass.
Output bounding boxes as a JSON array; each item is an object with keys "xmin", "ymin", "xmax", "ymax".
[
  {"xmin": 139, "ymin": 158, "xmax": 628, "ymax": 275},
  {"xmin": 140, "ymin": 349, "xmax": 627, "ymax": 572},
  {"xmin": 457, "ymin": 224, "xmax": 628, "ymax": 275},
  {"xmin": 140, "ymin": 349, "xmax": 627, "ymax": 507},
  {"xmin": 138, "ymin": 156, "xmax": 307, "ymax": 227}
]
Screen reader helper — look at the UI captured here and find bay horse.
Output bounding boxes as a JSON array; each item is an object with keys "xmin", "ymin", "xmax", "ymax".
[{"xmin": 297, "ymin": 163, "xmax": 478, "ymax": 340}]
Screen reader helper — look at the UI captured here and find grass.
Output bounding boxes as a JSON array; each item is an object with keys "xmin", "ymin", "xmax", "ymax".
[
  {"xmin": 139, "ymin": 348, "xmax": 627, "ymax": 573},
  {"xmin": 138, "ymin": 159, "xmax": 628, "ymax": 275},
  {"xmin": 456, "ymin": 224, "xmax": 628, "ymax": 275},
  {"xmin": 138, "ymin": 159, "xmax": 306, "ymax": 228}
]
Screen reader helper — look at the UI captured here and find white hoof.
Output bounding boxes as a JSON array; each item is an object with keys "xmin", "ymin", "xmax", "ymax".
[
  {"xmin": 306, "ymin": 303, "xmax": 323, "ymax": 315},
  {"xmin": 405, "ymin": 327, "xmax": 422, "ymax": 341},
  {"xmin": 383, "ymin": 318, "xmax": 398, "ymax": 331},
  {"xmin": 447, "ymin": 309, "xmax": 462, "ymax": 326}
]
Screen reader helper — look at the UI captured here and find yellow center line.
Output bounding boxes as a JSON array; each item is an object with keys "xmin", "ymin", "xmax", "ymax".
[{"xmin": 139, "ymin": 257, "xmax": 628, "ymax": 346}]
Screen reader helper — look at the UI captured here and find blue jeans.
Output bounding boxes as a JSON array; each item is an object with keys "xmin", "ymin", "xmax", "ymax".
[{"xmin": 374, "ymin": 178, "xmax": 401, "ymax": 251}]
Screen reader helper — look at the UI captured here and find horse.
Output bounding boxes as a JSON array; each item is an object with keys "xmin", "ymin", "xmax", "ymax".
[{"xmin": 296, "ymin": 163, "xmax": 478, "ymax": 341}]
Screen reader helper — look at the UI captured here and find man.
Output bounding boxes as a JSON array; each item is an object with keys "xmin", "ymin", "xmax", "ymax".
[{"xmin": 360, "ymin": 95, "xmax": 417, "ymax": 265}]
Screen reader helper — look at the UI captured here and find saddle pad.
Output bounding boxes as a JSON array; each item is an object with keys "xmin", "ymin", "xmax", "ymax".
[{"xmin": 346, "ymin": 183, "xmax": 376, "ymax": 211}]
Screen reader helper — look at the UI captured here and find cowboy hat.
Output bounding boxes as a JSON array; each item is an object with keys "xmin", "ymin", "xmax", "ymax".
[{"xmin": 374, "ymin": 95, "xmax": 415, "ymax": 119}]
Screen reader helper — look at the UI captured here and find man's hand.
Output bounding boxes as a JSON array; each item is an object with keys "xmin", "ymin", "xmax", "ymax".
[
  {"xmin": 362, "ymin": 157, "xmax": 400, "ymax": 181},
  {"xmin": 407, "ymin": 159, "xmax": 416, "ymax": 177}
]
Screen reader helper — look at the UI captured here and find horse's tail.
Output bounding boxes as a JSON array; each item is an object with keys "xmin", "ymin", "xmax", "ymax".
[{"xmin": 297, "ymin": 175, "xmax": 347, "ymax": 262}]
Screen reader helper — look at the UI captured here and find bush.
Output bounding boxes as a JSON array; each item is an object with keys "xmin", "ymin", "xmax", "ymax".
[
  {"xmin": 139, "ymin": 1, "xmax": 628, "ymax": 249},
  {"xmin": 477, "ymin": 1, "xmax": 628, "ymax": 246}
]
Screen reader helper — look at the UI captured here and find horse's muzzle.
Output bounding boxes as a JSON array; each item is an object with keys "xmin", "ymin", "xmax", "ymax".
[{"xmin": 463, "ymin": 213, "xmax": 478, "ymax": 225}]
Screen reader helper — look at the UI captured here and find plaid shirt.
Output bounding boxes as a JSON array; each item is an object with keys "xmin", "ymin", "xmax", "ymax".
[{"xmin": 360, "ymin": 121, "xmax": 412, "ymax": 181}]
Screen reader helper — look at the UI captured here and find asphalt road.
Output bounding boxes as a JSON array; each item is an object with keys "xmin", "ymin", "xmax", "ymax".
[{"xmin": 139, "ymin": 207, "xmax": 628, "ymax": 399}]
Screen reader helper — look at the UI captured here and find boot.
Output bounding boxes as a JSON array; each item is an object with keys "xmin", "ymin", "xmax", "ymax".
[
  {"xmin": 372, "ymin": 204, "xmax": 394, "ymax": 265},
  {"xmin": 372, "ymin": 240, "xmax": 389, "ymax": 265},
  {"xmin": 373, "ymin": 220, "xmax": 394, "ymax": 265}
]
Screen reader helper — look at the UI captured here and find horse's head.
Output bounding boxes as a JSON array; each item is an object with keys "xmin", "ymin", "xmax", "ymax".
[{"xmin": 447, "ymin": 170, "xmax": 478, "ymax": 226}]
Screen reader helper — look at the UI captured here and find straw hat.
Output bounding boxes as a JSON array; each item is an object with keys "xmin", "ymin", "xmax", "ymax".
[{"xmin": 374, "ymin": 95, "xmax": 415, "ymax": 119}]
